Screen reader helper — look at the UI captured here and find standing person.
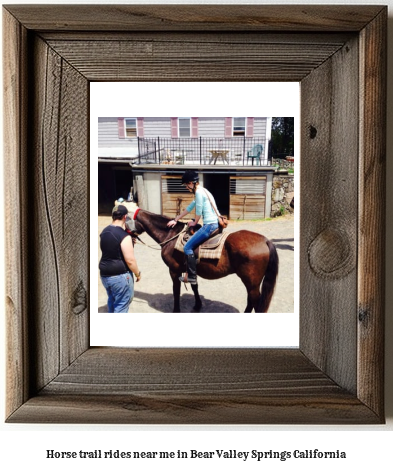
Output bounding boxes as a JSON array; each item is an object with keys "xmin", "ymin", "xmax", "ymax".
[
  {"xmin": 167, "ymin": 170, "xmax": 219, "ymax": 285},
  {"xmin": 99, "ymin": 204, "xmax": 141, "ymax": 313}
]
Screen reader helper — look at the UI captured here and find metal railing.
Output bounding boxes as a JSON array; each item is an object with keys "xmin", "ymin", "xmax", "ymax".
[{"xmin": 137, "ymin": 137, "xmax": 270, "ymax": 166}]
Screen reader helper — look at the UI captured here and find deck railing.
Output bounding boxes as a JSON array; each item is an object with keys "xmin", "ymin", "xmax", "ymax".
[{"xmin": 137, "ymin": 137, "xmax": 271, "ymax": 166}]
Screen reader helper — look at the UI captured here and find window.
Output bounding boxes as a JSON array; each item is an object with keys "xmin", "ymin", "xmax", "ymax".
[
  {"xmin": 179, "ymin": 118, "xmax": 191, "ymax": 137},
  {"xmin": 125, "ymin": 118, "xmax": 137, "ymax": 137},
  {"xmin": 233, "ymin": 117, "xmax": 246, "ymax": 136}
]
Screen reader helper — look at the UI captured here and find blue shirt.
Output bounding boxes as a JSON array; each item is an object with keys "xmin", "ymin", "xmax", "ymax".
[{"xmin": 186, "ymin": 186, "xmax": 219, "ymax": 224}]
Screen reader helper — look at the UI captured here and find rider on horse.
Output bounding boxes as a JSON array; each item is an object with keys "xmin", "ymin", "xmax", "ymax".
[{"xmin": 167, "ymin": 170, "xmax": 220, "ymax": 285}]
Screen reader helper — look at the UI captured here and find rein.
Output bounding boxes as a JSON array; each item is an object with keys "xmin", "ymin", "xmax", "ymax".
[{"xmin": 133, "ymin": 224, "xmax": 188, "ymax": 250}]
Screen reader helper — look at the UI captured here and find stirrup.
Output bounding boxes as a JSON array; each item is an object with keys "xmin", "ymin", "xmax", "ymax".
[{"xmin": 179, "ymin": 274, "xmax": 197, "ymax": 285}]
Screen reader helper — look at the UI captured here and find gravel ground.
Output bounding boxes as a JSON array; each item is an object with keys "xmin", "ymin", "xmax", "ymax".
[{"xmin": 98, "ymin": 214, "xmax": 294, "ymax": 313}]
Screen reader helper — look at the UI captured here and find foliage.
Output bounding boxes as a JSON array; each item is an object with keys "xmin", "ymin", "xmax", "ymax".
[{"xmin": 271, "ymin": 117, "xmax": 294, "ymax": 158}]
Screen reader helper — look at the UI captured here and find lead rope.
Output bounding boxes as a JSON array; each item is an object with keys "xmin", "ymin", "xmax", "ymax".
[
  {"xmin": 133, "ymin": 225, "xmax": 191, "ymax": 291},
  {"xmin": 133, "ymin": 225, "xmax": 188, "ymax": 250}
]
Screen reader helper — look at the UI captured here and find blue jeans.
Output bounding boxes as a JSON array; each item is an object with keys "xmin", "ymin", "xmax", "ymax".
[
  {"xmin": 183, "ymin": 222, "xmax": 219, "ymax": 255},
  {"xmin": 101, "ymin": 272, "xmax": 134, "ymax": 313}
]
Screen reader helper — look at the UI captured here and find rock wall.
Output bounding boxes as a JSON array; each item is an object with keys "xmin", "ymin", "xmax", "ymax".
[{"xmin": 271, "ymin": 172, "xmax": 294, "ymax": 217}]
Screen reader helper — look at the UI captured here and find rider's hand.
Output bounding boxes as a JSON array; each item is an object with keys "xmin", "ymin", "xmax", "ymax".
[
  {"xmin": 188, "ymin": 220, "xmax": 196, "ymax": 227},
  {"xmin": 167, "ymin": 219, "xmax": 177, "ymax": 228},
  {"xmin": 135, "ymin": 274, "xmax": 142, "ymax": 282}
]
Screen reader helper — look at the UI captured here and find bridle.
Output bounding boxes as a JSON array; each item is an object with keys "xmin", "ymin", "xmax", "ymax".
[{"xmin": 127, "ymin": 208, "xmax": 187, "ymax": 250}]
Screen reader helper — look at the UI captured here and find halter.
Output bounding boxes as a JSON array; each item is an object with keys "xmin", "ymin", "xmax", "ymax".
[
  {"xmin": 131, "ymin": 207, "xmax": 187, "ymax": 250},
  {"xmin": 133, "ymin": 207, "xmax": 141, "ymax": 220}
]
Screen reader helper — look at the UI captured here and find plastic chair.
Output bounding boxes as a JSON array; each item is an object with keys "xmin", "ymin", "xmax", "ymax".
[
  {"xmin": 247, "ymin": 144, "xmax": 264, "ymax": 165},
  {"xmin": 174, "ymin": 151, "xmax": 186, "ymax": 165}
]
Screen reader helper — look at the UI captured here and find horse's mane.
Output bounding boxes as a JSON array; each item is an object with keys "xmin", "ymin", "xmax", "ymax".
[{"xmin": 140, "ymin": 209, "xmax": 186, "ymax": 232}]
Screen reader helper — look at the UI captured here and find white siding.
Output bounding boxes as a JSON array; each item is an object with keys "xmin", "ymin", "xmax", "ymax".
[
  {"xmin": 98, "ymin": 117, "xmax": 138, "ymax": 148},
  {"xmin": 253, "ymin": 117, "xmax": 267, "ymax": 138},
  {"xmin": 143, "ymin": 117, "xmax": 172, "ymax": 138},
  {"xmin": 197, "ymin": 117, "xmax": 225, "ymax": 137},
  {"xmin": 98, "ymin": 117, "xmax": 268, "ymax": 146}
]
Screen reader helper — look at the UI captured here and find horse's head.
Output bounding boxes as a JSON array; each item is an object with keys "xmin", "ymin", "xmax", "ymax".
[
  {"xmin": 125, "ymin": 206, "xmax": 184, "ymax": 243},
  {"xmin": 125, "ymin": 206, "xmax": 145, "ymax": 236}
]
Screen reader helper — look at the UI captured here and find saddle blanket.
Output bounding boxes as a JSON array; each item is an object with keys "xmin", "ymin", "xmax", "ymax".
[{"xmin": 174, "ymin": 229, "xmax": 230, "ymax": 260}]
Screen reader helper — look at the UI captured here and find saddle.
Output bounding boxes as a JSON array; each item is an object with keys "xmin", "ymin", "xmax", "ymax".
[{"xmin": 174, "ymin": 226, "xmax": 230, "ymax": 261}]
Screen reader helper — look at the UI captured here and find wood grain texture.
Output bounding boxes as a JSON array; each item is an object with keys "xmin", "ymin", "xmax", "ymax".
[
  {"xmin": 3, "ymin": 5, "xmax": 386, "ymax": 424},
  {"xmin": 3, "ymin": 5, "xmax": 384, "ymax": 31},
  {"xmin": 300, "ymin": 35, "xmax": 359, "ymax": 394},
  {"xmin": 3, "ymin": 9, "xmax": 30, "ymax": 417},
  {"xmin": 45, "ymin": 36, "xmax": 349, "ymax": 82},
  {"xmin": 27, "ymin": 36, "xmax": 90, "ymax": 391},
  {"xmin": 230, "ymin": 196, "xmax": 266, "ymax": 220},
  {"xmin": 161, "ymin": 193, "xmax": 196, "ymax": 218},
  {"xmin": 7, "ymin": 348, "xmax": 379, "ymax": 424},
  {"xmin": 9, "ymin": 392, "xmax": 379, "ymax": 425},
  {"xmin": 357, "ymin": 9, "xmax": 387, "ymax": 416}
]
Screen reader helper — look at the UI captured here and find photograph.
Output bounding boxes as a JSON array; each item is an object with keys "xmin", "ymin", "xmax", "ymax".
[
  {"xmin": 97, "ymin": 115, "xmax": 295, "ymax": 315},
  {"xmin": 90, "ymin": 83, "xmax": 299, "ymax": 348}
]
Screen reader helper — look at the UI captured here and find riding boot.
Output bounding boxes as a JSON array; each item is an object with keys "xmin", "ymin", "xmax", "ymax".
[{"xmin": 179, "ymin": 253, "xmax": 198, "ymax": 285}]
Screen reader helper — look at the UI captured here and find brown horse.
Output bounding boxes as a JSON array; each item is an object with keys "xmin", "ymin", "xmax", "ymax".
[{"xmin": 127, "ymin": 208, "xmax": 279, "ymax": 313}]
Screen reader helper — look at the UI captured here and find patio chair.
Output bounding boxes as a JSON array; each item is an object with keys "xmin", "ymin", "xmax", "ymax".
[
  {"xmin": 246, "ymin": 144, "xmax": 264, "ymax": 165},
  {"xmin": 174, "ymin": 150, "xmax": 186, "ymax": 165}
]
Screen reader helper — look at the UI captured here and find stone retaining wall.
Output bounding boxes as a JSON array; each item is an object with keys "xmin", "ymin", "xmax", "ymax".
[{"xmin": 271, "ymin": 172, "xmax": 294, "ymax": 217}]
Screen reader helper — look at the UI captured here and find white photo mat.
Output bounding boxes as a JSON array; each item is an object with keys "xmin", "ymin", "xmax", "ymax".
[{"xmin": 90, "ymin": 82, "xmax": 300, "ymax": 347}]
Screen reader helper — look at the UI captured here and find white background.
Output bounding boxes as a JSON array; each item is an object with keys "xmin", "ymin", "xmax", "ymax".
[
  {"xmin": 1, "ymin": 1, "xmax": 392, "ymax": 473},
  {"xmin": 90, "ymin": 82, "xmax": 300, "ymax": 348}
]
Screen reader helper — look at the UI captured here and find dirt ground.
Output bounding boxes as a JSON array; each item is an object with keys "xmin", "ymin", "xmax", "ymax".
[{"xmin": 98, "ymin": 214, "xmax": 294, "ymax": 313}]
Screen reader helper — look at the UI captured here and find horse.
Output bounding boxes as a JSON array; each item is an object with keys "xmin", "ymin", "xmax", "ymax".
[{"xmin": 127, "ymin": 208, "xmax": 279, "ymax": 313}]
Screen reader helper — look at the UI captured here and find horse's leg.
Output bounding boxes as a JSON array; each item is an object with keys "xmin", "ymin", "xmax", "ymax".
[
  {"xmin": 240, "ymin": 241, "xmax": 278, "ymax": 313},
  {"xmin": 238, "ymin": 265, "xmax": 265, "ymax": 313},
  {"xmin": 244, "ymin": 286, "xmax": 261, "ymax": 313},
  {"xmin": 191, "ymin": 283, "xmax": 202, "ymax": 311},
  {"xmin": 234, "ymin": 246, "xmax": 271, "ymax": 313},
  {"xmin": 170, "ymin": 270, "xmax": 181, "ymax": 313}
]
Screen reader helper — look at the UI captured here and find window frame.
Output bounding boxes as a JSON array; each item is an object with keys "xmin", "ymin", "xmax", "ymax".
[
  {"xmin": 233, "ymin": 117, "xmax": 246, "ymax": 136},
  {"xmin": 178, "ymin": 117, "xmax": 192, "ymax": 138},
  {"xmin": 124, "ymin": 117, "xmax": 138, "ymax": 138}
]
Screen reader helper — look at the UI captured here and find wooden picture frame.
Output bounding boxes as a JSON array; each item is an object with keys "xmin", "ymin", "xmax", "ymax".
[{"xmin": 3, "ymin": 5, "xmax": 386, "ymax": 424}]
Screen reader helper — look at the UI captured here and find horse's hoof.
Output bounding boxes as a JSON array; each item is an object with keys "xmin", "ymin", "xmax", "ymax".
[{"xmin": 193, "ymin": 302, "xmax": 202, "ymax": 312}]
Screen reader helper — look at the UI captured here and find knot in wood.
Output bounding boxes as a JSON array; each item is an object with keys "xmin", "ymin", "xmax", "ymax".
[
  {"xmin": 308, "ymin": 228, "xmax": 355, "ymax": 279},
  {"xmin": 358, "ymin": 307, "xmax": 370, "ymax": 326},
  {"xmin": 309, "ymin": 125, "xmax": 317, "ymax": 139},
  {"xmin": 73, "ymin": 281, "xmax": 87, "ymax": 315}
]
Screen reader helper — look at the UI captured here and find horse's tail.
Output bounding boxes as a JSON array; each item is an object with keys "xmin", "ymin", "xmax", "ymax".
[{"xmin": 256, "ymin": 239, "xmax": 279, "ymax": 313}]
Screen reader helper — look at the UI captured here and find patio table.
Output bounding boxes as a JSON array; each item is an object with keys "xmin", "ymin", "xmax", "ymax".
[{"xmin": 209, "ymin": 149, "xmax": 229, "ymax": 165}]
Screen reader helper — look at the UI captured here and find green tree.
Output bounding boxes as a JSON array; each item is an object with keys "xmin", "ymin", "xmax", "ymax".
[{"xmin": 271, "ymin": 117, "xmax": 294, "ymax": 158}]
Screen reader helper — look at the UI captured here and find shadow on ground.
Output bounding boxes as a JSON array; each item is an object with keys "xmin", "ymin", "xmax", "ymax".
[
  {"xmin": 99, "ymin": 290, "xmax": 240, "ymax": 313},
  {"xmin": 271, "ymin": 237, "xmax": 294, "ymax": 252}
]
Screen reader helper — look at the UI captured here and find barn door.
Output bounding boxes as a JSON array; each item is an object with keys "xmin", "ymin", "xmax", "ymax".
[
  {"xmin": 161, "ymin": 175, "xmax": 196, "ymax": 218},
  {"xmin": 229, "ymin": 176, "xmax": 267, "ymax": 219}
]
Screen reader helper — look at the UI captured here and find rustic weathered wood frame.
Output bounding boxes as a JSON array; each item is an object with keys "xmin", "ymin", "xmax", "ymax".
[{"xmin": 3, "ymin": 5, "xmax": 386, "ymax": 424}]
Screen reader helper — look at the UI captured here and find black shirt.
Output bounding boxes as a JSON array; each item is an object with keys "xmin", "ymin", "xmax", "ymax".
[{"xmin": 99, "ymin": 225, "xmax": 131, "ymax": 277}]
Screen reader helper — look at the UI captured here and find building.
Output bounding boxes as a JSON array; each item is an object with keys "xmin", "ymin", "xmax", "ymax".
[{"xmin": 98, "ymin": 116, "xmax": 274, "ymax": 219}]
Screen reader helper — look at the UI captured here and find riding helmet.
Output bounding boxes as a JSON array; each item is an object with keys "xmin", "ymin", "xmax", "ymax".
[{"xmin": 181, "ymin": 170, "xmax": 199, "ymax": 184}]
